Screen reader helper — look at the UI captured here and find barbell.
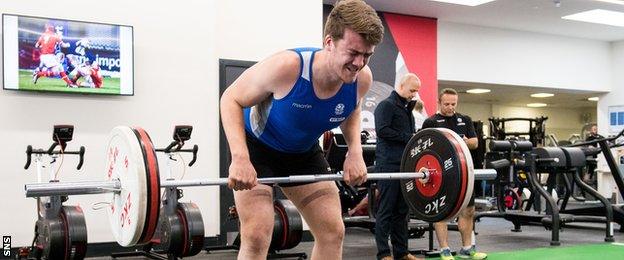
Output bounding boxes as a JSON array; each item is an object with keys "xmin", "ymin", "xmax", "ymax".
[{"xmin": 24, "ymin": 126, "xmax": 496, "ymax": 247}]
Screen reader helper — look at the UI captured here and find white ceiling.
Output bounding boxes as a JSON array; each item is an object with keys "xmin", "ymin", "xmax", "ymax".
[{"xmin": 324, "ymin": 0, "xmax": 624, "ymax": 42}]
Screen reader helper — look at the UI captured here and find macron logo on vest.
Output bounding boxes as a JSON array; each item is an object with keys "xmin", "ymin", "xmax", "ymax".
[{"xmin": 292, "ymin": 102, "xmax": 312, "ymax": 109}]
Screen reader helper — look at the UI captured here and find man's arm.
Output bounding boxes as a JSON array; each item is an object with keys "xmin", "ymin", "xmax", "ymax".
[
  {"xmin": 374, "ymin": 102, "xmax": 412, "ymax": 143},
  {"xmin": 220, "ymin": 51, "xmax": 299, "ymax": 189},
  {"xmin": 463, "ymin": 115, "xmax": 478, "ymax": 150},
  {"xmin": 464, "ymin": 137, "xmax": 478, "ymax": 150},
  {"xmin": 340, "ymin": 103, "xmax": 364, "ymax": 156},
  {"xmin": 420, "ymin": 117, "xmax": 435, "ymax": 130},
  {"xmin": 339, "ymin": 66, "xmax": 373, "ymax": 185}
]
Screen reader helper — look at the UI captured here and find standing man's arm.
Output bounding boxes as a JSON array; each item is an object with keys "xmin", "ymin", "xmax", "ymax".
[
  {"xmin": 340, "ymin": 66, "xmax": 373, "ymax": 186},
  {"xmin": 420, "ymin": 117, "xmax": 435, "ymax": 130},
  {"xmin": 220, "ymin": 51, "xmax": 300, "ymax": 190},
  {"xmin": 463, "ymin": 116, "xmax": 478, "ymax": 150},
  {"xmin": 464, "ymin": 136, "xmax": 478, "ymax": 150}
]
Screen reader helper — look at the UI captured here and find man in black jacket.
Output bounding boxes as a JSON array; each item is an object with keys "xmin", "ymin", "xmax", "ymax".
[{"xmin": 374, "ymin": 73, "xmax": 422, "ymax": 260}]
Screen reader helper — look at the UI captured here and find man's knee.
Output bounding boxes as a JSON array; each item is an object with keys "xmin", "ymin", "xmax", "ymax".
[
  {"xmin": 241, "ymin": 224, "xmax": 273, "ymax": 252},
  {"xmin": 460, "ymin": 206, "xmax": 475, "ymax": 218},
  {"xmin": 315, "ymin": 220, "xmax": 345, "ymax": 244}
]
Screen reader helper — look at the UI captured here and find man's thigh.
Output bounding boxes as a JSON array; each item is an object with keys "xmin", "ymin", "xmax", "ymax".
[
  {"xmin": 234, "ymin": 184, "xmax": 275, "ymax": 227},
  {"xmin": 280, "ymin": 181, "xmax": 342, "ymax": 229}
]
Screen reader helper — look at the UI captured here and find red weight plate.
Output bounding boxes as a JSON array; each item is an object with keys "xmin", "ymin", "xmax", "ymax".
[
  {"xmin": 440, "ymin": 130, "xmax": 470, "ymax": 221},
  {"xmin": 414, "ymin": 154, "xmax": 443, "ymax": 197},
  {"xmin": 131, "ymin": 127, "xmax": 161, "ymax": 245}
]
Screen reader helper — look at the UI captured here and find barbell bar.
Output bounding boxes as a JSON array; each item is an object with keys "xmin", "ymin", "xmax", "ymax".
[{"xmin": 25, "ymin": 169, "xmax": 497, "ymax": 198}]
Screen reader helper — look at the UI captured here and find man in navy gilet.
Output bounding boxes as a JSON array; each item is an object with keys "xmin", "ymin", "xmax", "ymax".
[{"xmin": 374, "ymin": 73, "xmax": 422, "ymax": 260}]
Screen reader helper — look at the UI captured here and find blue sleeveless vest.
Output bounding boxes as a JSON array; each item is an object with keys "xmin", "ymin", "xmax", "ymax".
[{"xmin": 244, "ymin": 47, "xmax": 358, "ymax": 153}]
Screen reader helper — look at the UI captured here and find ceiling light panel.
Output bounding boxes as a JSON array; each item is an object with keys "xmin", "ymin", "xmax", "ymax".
[
  {"xmin": 530, "ymin": 93, "xmax": 555, "ymax": 98},
  {"xmin": 466, "ymin": 88, "xmax": 491, "ymax": 94},
  {"xmin": 563, "ymin": 9, "xmax": 624, "ymax": 27},
  {"xmin": 428, "ymin": 0, "xmax": 497, "ymax": 7},
  {"xmin": 594, "ymin": 0, "xmax": 624, "ymax": 6}
]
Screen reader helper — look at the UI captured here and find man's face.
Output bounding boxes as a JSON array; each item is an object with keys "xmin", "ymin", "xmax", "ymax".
[
  {"xmin": 591, "ymin": 125, "xmax": 598, "ymax": 134},
  {"xmin": 398, "ymin": 77, "xmax": 420, "ymax": 100},
  {"xmin": 439, "ymin": 94, "xmax": 458, "ymax": 116},
  {"xmin": 326, "ymin": 28, "xmax": 375, "ymax": 83}
]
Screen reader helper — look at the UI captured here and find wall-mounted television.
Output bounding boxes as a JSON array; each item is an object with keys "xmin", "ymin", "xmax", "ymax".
[{"xmin": 2, "ymin": 14, "xmax": 134, "ymax": 95}]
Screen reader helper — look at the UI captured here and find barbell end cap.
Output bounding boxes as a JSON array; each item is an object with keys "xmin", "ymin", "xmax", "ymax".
[{"xmin": 418, "ymin": 167, "xmax": 430, "ymax": 184}]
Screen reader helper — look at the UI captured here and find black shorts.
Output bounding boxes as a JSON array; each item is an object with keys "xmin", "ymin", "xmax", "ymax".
[{"xmin": 246, "ymin": 133, "xmax": 332, "ymax": 187}]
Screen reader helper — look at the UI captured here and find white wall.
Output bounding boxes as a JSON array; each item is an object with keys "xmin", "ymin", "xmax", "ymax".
[
  {"xmin": 438, "ymin": 21, "xmax": 612, "ymax": 92},
  {"xmin": 438, "ymin": 22, "xmax": 607, "ymax": 140},
  {"xmin": 0, "ymin": 0, "xmax": 322, "ymax": 247},
  {"xmin": 217, "ymin": 1, "xmax": 323, "ymax": 61},
  {"xmin": 456, "ymin": 102, "xmax": 492, "ymax": 125},
  {"xmin": 597, "ymin": 41, "xmax": 624, "ymax": 136}
]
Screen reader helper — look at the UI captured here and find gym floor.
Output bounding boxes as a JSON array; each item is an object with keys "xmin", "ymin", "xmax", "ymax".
[{"xmin": 94, "ymin": 218, "xmax": 623, "ymax": 259}]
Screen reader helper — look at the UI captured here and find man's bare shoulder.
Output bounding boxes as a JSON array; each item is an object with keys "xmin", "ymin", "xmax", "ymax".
[
  {"xmin": 248, "ymin": 50, "xmax": 299, "ymax": 93},
  {"xmin": 258, "ymin": 50, "xmax": 300, "ymax": 78}
]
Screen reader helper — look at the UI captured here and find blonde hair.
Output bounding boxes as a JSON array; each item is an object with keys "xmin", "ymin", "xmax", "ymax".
[{"xmin": 324, "ymin": 0, "xmax": 384, "ymax": 46}]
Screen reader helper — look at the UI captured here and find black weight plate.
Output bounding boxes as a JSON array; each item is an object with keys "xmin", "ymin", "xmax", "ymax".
[
  {"xmin": 154, "ymin": 208, "xmax": 184, "ymax": 255},
  {"xmin": 60, "ymin": 205, "xmax": 88, "ymax": 259},
  {"xmin": 400, "ymin": 128, "xmax": 471, "ymax": 222},
  {"xmin": 37, "ymin": 218, "xmax": 67, "ymax": 259},
  {"xmin": 271, "ymin": 199, "xmax": 303, "ymax": 250},
  {"xmin": 176, "ymin": 202, "xmax": 205, "ymax": 257}
]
